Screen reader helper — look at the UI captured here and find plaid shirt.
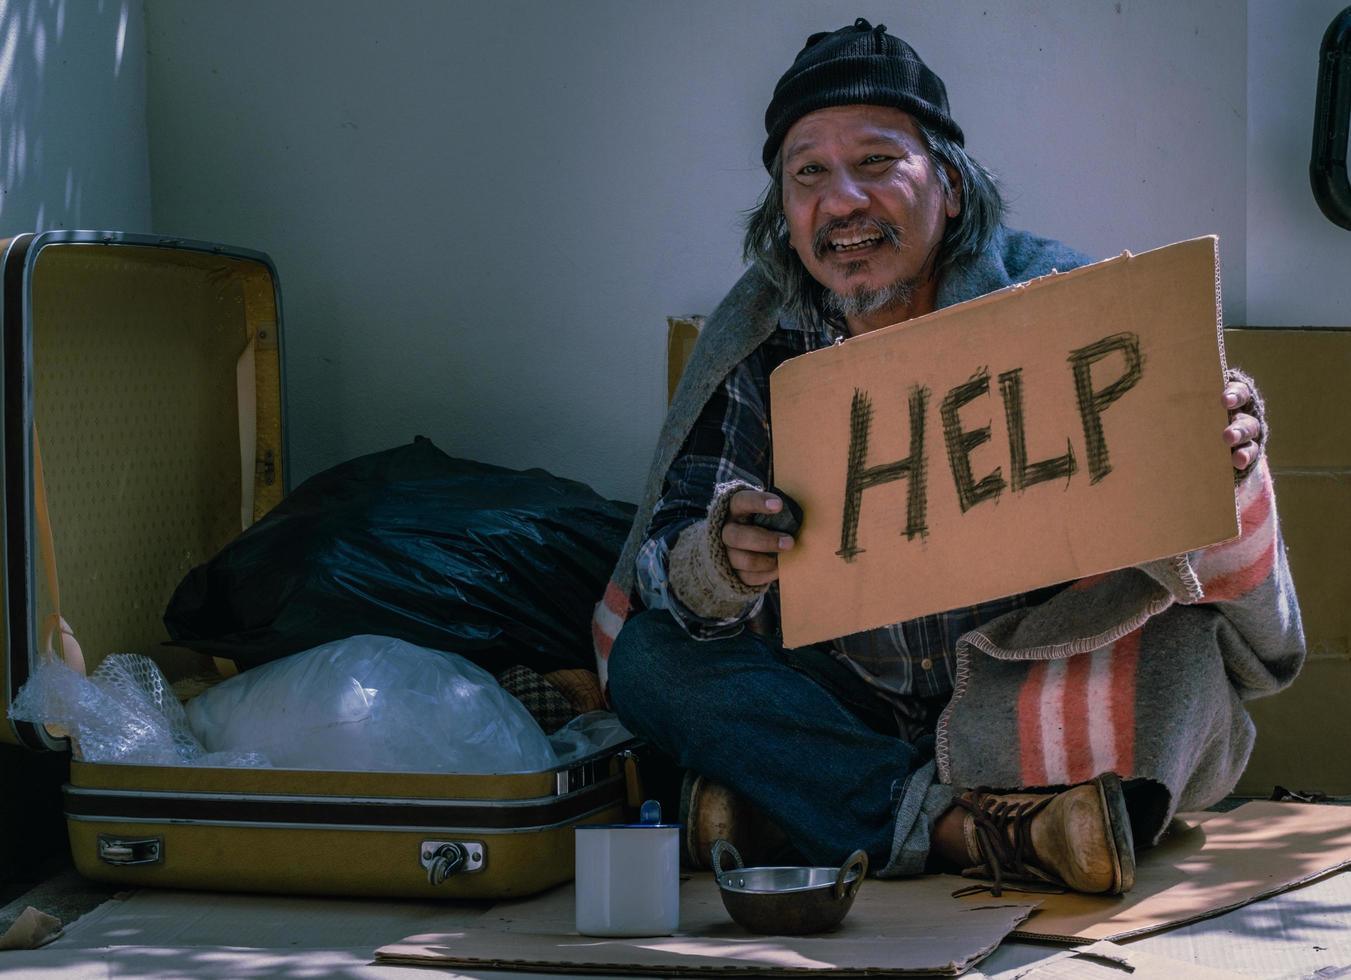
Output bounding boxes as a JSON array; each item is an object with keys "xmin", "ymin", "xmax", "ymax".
[{"xmin": 636, "ymin": 316, "xmax": 1069, "ymax": 714}]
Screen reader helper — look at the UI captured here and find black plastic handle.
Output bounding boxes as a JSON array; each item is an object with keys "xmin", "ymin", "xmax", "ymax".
[{"xmin": 1311, "ymin": 6, "xmax": 1351, "ymax": 230}]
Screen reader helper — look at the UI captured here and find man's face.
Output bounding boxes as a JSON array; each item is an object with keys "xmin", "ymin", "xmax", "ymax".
[{"xmin": 781, "ymin": 105, "xmax": 959, "ymax": 326}]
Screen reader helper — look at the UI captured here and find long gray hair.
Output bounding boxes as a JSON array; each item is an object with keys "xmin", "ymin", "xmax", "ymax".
[{"xmin": 742, "ymin": 123, "xmax": 1005, "ymax": 330}]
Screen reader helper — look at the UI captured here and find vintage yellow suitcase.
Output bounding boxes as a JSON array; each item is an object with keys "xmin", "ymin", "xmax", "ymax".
[{"xmin": 0, "ymin": 231, "xmax": 632, "ymax": 898}]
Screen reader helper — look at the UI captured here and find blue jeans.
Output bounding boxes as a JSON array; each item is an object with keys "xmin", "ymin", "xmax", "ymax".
[{"xmin": 606, "ymin": 610, "xmax": 952, "ymax": 874}]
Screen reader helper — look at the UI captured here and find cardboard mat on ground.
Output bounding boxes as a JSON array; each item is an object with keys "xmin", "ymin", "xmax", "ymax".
[
  {"xmin": 376, "ymin": 874, "xmax": 1036, "ymax": 976},
  {"xmin": 771, "ymin": 236, "xmax": 1236, "ymax": 648},
  {"xmin": 963, "ymin": 800, "xmax": 1351, "ymax": 943},
  {"xmin": 377, "ymin": 802, "xmax": 1351, "ymax": 975}
]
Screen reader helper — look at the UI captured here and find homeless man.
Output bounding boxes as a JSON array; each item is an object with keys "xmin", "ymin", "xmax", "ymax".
[{"xmin": 593, "ymin": 19, "xmax": 1305, "ymax": 896}]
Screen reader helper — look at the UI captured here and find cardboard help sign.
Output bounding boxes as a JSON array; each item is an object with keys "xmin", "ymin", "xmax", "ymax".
[{"xmin": 770, "ymin": 237, "xmax": 1237, "ymax": 649}]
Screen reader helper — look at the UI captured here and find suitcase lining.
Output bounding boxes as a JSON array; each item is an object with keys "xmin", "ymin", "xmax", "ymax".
[{"xmin": 27, "ymin": 243, "xmax": 283, "ymax": 682}]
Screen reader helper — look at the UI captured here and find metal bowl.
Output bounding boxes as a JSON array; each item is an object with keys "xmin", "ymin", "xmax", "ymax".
[{"xmin": 712, "ymin": 840, "xmax": 868, "ymax": 936}]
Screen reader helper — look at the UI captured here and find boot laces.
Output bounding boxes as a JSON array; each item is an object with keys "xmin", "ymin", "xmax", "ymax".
[{"xmin": 951, "ymin": 791, "xmax": 1054, "ymax": 897}]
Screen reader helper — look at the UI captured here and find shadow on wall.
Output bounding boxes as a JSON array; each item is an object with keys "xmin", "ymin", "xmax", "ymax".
[
  {"xmin": 0, "ymin": 0, "xmax": 146, "ymax": 898},
  {"xmin": 0, "ymin": 0, "xmax": 145, "ymax": 236}
]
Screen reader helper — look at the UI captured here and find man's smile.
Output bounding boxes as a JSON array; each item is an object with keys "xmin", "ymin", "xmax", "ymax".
[
  {"xmin": 811, "ymin": 217, "xmax": 905, "ymax": 262},
  {"xmin": 829, "ymin": 232, "xmax": 884, "ymax": 252}
]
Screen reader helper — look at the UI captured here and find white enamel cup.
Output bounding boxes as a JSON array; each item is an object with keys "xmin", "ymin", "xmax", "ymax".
[{"xmin": 574, "ymin": 800, "xmax": 680, "ymax": 937}]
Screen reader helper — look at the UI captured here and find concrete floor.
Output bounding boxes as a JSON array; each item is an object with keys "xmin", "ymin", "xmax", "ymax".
[{"xmin": 1, "ymin": 862, "xmax": 1349, "ymax": 978}]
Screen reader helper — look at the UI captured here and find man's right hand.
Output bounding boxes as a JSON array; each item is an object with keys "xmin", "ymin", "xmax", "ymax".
[{"xmin": 721, "ymin": 490, "xmax": 795, "ymax": 587}]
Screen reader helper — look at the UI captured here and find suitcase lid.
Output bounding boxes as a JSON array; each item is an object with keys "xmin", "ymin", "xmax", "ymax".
[{"xmin": 1, "ymin": 231, "xmax": 289, "ymax": 751}]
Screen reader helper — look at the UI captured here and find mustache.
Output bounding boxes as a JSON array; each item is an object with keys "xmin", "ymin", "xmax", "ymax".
[{"xmin": 811, "ymin": 217, "xmax": 905, "ymax": 260}]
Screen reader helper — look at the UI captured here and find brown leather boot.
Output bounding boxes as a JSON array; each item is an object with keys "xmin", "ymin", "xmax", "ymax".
[
  {"xmin": 938, "ymin": 773, "xmax": 1136, "ymax": 896},
  {"xmin": 678, "ymin": 772, "xmax": 791, "ymax": 870}
]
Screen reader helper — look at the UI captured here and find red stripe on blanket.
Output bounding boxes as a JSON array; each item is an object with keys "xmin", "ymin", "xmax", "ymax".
[
  {"xmin": 1018, "ymin": 661, "xmax": 1049, "ymax": 786},
  {"xmin": 602, "ymin": 581, "xmax": 631, "ymax": 617},
  {"xmin": 1203, "ymin": 541, "xmax": 1277, "ymax": 603},
  {"xmin": 1063, "ymin": 653, "xmax": 1095, "ymax": 785},
  {"xmin": 590, "ymin": 581, "xmax": 632, "ymax": 662},
  {"xmin": 1194, "ymin": 462, "xmax": 1277, "ymax": 602},
  {"xmin": 1240, "ymin": 472, "xmax": 1273, "ymax": 528},
  {"xmin": 1109, "ymin": 629, "xmax": 1140, "ymax": 776}
]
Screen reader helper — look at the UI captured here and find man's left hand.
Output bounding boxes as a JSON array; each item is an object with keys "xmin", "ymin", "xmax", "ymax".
[{"xmin": 1223, "ymin": 380, "xmax": 1261, "ymax": 471}]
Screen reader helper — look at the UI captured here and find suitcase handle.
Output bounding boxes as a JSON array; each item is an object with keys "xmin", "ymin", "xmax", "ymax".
[{"xmin": 98, "ymin": 835, "xmax": 164, "ymax": 866}]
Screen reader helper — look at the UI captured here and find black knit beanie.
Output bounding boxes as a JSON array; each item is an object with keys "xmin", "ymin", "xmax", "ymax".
[{"xmin": 762, "ymin": 18, "xmax": 963, "ymax": 170}]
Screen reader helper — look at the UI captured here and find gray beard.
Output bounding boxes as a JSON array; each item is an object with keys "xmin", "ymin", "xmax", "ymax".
[{"xmin": 823, "ymin": 274, "xmax": 921, "ymax": 322}]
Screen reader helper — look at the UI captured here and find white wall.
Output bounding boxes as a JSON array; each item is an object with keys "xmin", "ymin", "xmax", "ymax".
[
  {"xmin": 1247, "ymin": 0, "xmax": 1351, "ymax": 326},
  {"xmin": 142, "ymin": 1, "xmax": 1260, "ymax": 501},
  {"xmin": 0, "ymin": 0, "xmax": 150, "ymax": 238}
]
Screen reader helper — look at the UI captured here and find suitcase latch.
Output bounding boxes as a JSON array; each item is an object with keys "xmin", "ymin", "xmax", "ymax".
[
  {"xmin": 420, "ymin": 840, "xmax": 486, "ymax": 885},
  {"xmin": 98, "ymin": 835, "xmax": 164, "ymax": 866}
]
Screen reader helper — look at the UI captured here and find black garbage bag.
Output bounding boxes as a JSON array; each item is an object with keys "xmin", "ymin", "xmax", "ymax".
[{"xmin": 164, "ymin": 437, "xmax": 636, "ymax": 673}]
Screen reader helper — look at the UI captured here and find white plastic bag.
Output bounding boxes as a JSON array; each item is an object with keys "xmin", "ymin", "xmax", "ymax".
[
  {"xmin": 185, "ymin": 635, "xmax": 559, "ymax": 773},
  {"xmin": 548, "ymin": 711, "xmax": 634, "ymax": 765}
]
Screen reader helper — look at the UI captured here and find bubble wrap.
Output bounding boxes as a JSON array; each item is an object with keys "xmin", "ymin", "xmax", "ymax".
[{"xmin": 10, "ymin": 653, "xmax": 268, "ymax": 767}]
